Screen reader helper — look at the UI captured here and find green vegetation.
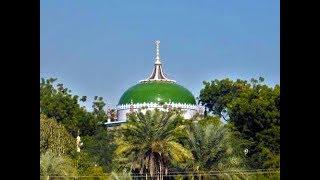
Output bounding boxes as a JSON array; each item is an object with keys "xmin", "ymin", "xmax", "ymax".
[
  {"xmin": 40, "ymin": 77, "xmax": 280, "ymax": 179},
  {"xmin": 183, "ymin": 118, "xmax": 245, "ymax": 171},
  {"xmin": 40, "ymin": 150, "xmax": 77, "ymax": 177},
  {"xmin": 115, "ymin": 109, "xmax": 193, "ymax": 177},
  {"xmin": 199, "ymin": 77, "xmax": 280, "ymax": 169},
  {"xmin": 40, "ymin": 78, "xmax": 115, "ymax": 178},
  {"xmin": 40, "ymin": 114, "xmax": 75, "ymax": 156}
]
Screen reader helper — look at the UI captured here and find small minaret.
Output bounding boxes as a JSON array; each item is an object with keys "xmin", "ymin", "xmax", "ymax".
[
  {"xmin": 76, "ymin": 130, "xmax": 83, "ymax": 153},
  {"xmin": 140, "ymin": 40, "xmax": 176, "ymax": 83}
]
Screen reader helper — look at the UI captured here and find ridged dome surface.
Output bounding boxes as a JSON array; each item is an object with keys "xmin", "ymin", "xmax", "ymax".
[{"xmin": 118, "ymin": 81, "xmax": 196, "ymax": 105}]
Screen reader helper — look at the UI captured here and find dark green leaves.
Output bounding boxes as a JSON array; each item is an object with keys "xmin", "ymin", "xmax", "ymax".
[{"xmin": 199, "ymin": 77, "xmax": 280, "ymax": 169}]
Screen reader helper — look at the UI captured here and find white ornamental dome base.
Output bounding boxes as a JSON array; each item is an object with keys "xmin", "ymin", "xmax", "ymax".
[{"xmin": 116, "ymin": 102, "xmax": 204, "ymax": 122}]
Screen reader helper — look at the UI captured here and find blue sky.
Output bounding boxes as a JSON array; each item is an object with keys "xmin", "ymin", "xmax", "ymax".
[{"xmin": 41, "ymin": 0, "xmax": 279, "ymax": 110}]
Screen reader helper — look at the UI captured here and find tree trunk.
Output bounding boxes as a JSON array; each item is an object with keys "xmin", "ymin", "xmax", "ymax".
[
  {"xmin": 159, "ymin": 160, "xmax": 162, "ymax": 180},
  {"xmin": 140, "ymin": 166, "xmax": 144, "ymax": 175},
  {"xmin": 149, "ymin": 154, "xmax": 155, "ymax": 177}
]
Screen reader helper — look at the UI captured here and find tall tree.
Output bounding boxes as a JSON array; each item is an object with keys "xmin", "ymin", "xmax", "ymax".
[
  {"xmin": 81, "ymin": 127, "xmax": 117, "ymax": 173},
  {"xmin": 40, "ymin": 114, "xmax": 75, "ymax": 156},
  {"xmin": 199, "ymin": 78, "xmax": 250, "ymax": 120},
  {"xmin": 92, "ymin": 96, "xmax": 107, "ymax": 122},
  {"xmin": 227, "ymin": 83, "xmax": 280, "ymax": 168},
  {"xmin": 183, "ymin": 117, "xmax": 246, "ymax": 174},
  {"xmin": 199, "ymin": 78, "xmax": 280, "ymax": 169},
  {"xmin": 40, "ymin": 77, "xmax": 106, "ymax": 137},
  {"xmin": 115, "ymin": 109, "xmax": 193, "ymax": 178}
]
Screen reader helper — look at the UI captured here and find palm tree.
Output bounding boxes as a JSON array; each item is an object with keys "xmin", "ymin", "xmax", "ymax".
[
  {"xmin": 40, "ymin": 150, "xmax": 77, "ymax": 180},
  {"xmin": 183, "ymin": 117, "xmax": 246, "ymax": 178},
  {"xmin": 115, "ymin": 109, "xmax": 193, "ymax": 178}
]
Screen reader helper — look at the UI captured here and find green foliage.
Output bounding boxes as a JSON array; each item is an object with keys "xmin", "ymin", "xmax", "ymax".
[
  {"xmin": 183, "ymin": 118, "xmax": 246, "ymax": 173},
  {"xmin": 40, "ymin": 150, "xmax": 78, "ymax": 177},
  {"xmin": 199, "ymin": 77, "xmax": 280, "ymax": 169},
  {"xmin": 40, "ymin": 114, "xmax": 75, "ymax": 156},
  {"xmin": 39, "ymin": 76, "xmax": 280, "ymax": 177},
  {"xmin": 115, "ymin": 109, "xmax": 193, "ymax": 177},
  {"xmin": 82, "ymin": 166, "xmax": 106, "ymax": 177},
  {"xmin": 197, "ymin": 116, "xmax": 222, "ymax": 127},
  {"xmin": 41, "ymin": 78, "xmax": 83, "ymax": 136},
  {"xmin": 227, "ymin": 82, "xmax": 280, "ymax": 169},
  {"xmin": 82, "ymin": 127, "xmax": 117, "ymax": 172},
  {"xmin": 92, "ymin": 96, "xmax": 107, "ymax": 122},
  {"xmin": 40, "ymin": 77, "xmax": 115, "ymax": 178},
  {"xmin": 40, "ymin": 77, "xmax": 106, "ymax": 137},
  {"xmin": 75, "ymin": 151, "xmax": 96, "ymax": 176},
  {"xmin": 199, "ymin": 78, "xmax": 251, "ymax": 120},
  {"xmin": 75, "ymin": 150, "xmax": 110, "ymax": 176},
  {"xmin": 109, "ymin": 170, "xmax": 132, "ymax": 180},
  {"xmin": 246, "ymin": 172, "xmax": 280, "ymax": 180}
]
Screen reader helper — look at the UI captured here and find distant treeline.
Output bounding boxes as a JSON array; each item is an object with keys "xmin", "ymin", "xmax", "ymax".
[{"xmin": 40, "ymin": 77, "xmax": 280, "ymax": 179}]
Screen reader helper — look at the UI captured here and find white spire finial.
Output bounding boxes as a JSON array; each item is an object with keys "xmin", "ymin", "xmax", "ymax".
[
  {"xmin": 139, "ymin": 40, "xmax": 176, "ymax": 83},
  {"xmin": 155, "ymin": 40, "xmax": 161, "ymax": 64}
]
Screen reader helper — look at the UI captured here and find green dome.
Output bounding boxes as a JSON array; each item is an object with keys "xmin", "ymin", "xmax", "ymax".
[{"xmin": 118, "ymin": 81, "xmax": 196, "ymax": 105}]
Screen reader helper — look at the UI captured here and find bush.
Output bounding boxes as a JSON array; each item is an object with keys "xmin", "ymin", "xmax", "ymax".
[{"xmin": 40, "ymin": 150, "xmax": 77, "ymax": 177}]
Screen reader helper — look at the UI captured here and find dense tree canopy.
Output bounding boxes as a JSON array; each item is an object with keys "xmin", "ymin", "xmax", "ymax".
[
  {"xmin": 40, "ymin": 78, "xmax": 106, "ymax": 137},
  {"xmin": 40, "ymin": 114, "xmax": 75, "ymax": 156},
  {"xmin": 39, "ymin": 77, "xmax": 280, "ymax": 179},
  {"xmin": 199, "ymin": 78, "xmax": 280, "ymax": 169},
  {"xmin": 40, "ymin": 77, "xmax": 115, "ymax": 176},
  {"xmin": 81, "ymin": 127, "xmax": 117, "ymax": 172},
  {"xmin": 199, "ymin": 78, "xmax": 249, "ymax": 120},
  {"xmin": 40, "ymin": 150, "xmax": 78, "ymax": 177}
]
